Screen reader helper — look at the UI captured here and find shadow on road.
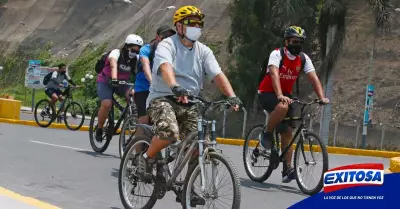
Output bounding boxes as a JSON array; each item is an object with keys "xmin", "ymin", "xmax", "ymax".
[
  {"xmin": 110, "ymin": 207, "xmax": 121, "ymax": 209},
  {"xmin": 76, "ymin": 150, "xmax": 120, "ymax": 159},
  {"xmin": 240, "ymin": 177, "xmax": 307, "ymax": 196},
  {"xmin": 111, "ymin": 168, "xmax": 119, "ymax": 178}
]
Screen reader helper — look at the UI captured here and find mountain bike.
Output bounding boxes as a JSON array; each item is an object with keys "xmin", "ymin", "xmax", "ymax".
[
  {"xmin": 89, "ymin": 81, "xmax": 138, "ymax": 153},
  {"xmin": 34, "ymin": 85, "xmax": 85, "ymax": 131},
  {"xmin": 118, "ymin": 95, "xmax": 241, "ymax": 209},
  {"xmin": 243, "ymin": 98, "xmax": 329, "ymax": 195}
]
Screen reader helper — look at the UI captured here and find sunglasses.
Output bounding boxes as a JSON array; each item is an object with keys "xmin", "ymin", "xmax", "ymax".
[
  {"xmin": 182, "ymin": 19, "xmax": 204, "ymax": 28},
  {"xmin": 290, "ymin": 40, "xmax": 304, "ymax": 44}
]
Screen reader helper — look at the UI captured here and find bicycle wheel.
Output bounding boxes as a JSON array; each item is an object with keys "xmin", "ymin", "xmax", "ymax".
[
  {"xmin": 294, "ymin": 131, "xmax": 328, "ymax": 195},
  {"xmin": 63, "ymin": 101, "xmax": 85, "ymax": 131},
  {"xmin": 119, "ymin": 114, "xmax": 138, "ymax": 158},
  {"xmin": 118, "ymin": 135, "xmax": 157, "ymax": 209},
  {"xmin": 182, "ymin": 152, "xmax": 241, "ymax": 209},
  {"xmin": 243, "ymin": 124, "xmax": 274, "ymax": 182},
  {"xmin": 89, "ymin": 106, "xmax": 112, "ymax": 153},
  {"xmin": 34, "ymin": 99, "xmax": 56, "ymax": 128}
]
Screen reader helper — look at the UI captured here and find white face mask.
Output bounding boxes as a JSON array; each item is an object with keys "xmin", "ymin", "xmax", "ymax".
[
  {"xmin": 128, "ymin": 51, "xmax": 137, "ymax": 59},
  {"xmin": 184, "ymin": 27, "xmax": 202, "ymax": 42}
]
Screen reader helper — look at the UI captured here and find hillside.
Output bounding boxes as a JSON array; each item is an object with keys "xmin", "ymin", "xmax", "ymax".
[
  {"xmin": 1, "ymin": 0, "xmax": 400, "ymax": 131},
  {"xmin": 329, "ymin": 0, "xmax": 400, "ymax": 129},
  {"xmin": 0, "ymin": 0, "xmax": 230, "ymax": 59}
]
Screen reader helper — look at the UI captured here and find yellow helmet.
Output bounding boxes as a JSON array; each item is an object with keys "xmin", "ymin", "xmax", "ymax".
[{"xmin": 173, "ymin": 5, "xmax": 205, "ymax": 25}]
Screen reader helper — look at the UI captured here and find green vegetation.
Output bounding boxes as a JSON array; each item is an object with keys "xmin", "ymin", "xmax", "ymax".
[
  {"xmin": 227, "ymin": 0, "xmax": 320, "ymax": 108},
  {"xmin": 0, "ymin": 41, "xmax": 109, "ymax": 114}
]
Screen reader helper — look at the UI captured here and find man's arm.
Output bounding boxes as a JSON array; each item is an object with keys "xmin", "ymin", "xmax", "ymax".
[
  {"xmin": 140, "ymin": 57, "xmax": 152, "ymax": 83},
  {"xmin": 159, "ymin": 62, "xmax": 177, "ymax": 87},
  {"xmin": 306, "ymin": 71, "xmax": 325, "ymax": 99},
  {"xmin": 269, "ymin": 65, "xmax": 283, "ymax": 97},
  {"xmin": 212, "ymin": 72, "xmax": 236, "ymax": 97}
]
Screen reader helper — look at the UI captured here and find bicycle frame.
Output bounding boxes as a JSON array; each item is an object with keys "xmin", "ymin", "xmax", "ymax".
[
  {"xmin": 108, "ymin": 95, "xmax": 134, "ymax": 135},
  {"xmin": 274, "ymin": 99, "xmax": 322, "ymax": 162},
  {"xmin": 158, "ymin": 97, "xmax": 225, "ymax": 193}
]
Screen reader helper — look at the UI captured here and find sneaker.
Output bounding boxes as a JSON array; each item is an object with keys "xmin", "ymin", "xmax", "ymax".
[
  {"xmin": 137, "ymin": 153, "xmax": 155, "ymax": 183},
  {"xmin": 282, "ymin": 164, "xmax": 296, "ymax": 183},
  {"xmin": 95, "ymin": 128, "xmax": 103, "ymax": 142},
  {"xmin": 259, "ymin": 131, "xmax": 273, "ymax": 150}
]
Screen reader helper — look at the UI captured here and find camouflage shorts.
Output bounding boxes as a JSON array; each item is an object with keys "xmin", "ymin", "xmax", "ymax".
[{"xmin": 147, "ymin": 97, "xmax": 199, "ymax": 141}]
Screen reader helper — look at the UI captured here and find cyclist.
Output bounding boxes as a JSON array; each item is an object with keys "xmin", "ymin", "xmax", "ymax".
[
  {"xmin": 257, "ymin": 26, "xmax": 329, "ymax": 183},
  {"xmin": 44, "ymin": 63, "xmax": 76, "ymax": 114},
  {"xmin": 134, "ymin": 25, "xmax": 176, "ymax": 133},
  {"xmin": 137, "ymin": 5, "xmax": 242, "ymax": 205},
  {"xmin": 95, "ymin": 34, "xmax": 143, "ymax": 142}
]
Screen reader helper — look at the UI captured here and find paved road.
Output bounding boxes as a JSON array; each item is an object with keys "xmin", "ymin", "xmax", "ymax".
[{"xmin": 0, "ymin": 123, "xmax": 390, "ymax": 209}]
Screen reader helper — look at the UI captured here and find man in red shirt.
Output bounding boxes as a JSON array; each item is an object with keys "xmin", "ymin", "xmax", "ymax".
[{"xmin": 258, "ymin": 26, "xmax": 329, "ymax": 183}]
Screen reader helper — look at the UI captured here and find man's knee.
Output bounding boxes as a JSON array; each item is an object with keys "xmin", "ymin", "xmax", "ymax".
[{"xmin": 275, "ymin": 103, "xmax": 289, "ymax": 113}]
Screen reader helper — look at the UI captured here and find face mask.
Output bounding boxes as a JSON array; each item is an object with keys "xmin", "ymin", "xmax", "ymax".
[
  {"xmin": 184, "ymin": 27, "xmax": 202, "ymax": 42},
  {"xmin": 287, "ymin": 44, "xmax": 303, "ymax": 56},
  {"xmin": 127, "ymin": 49, "xmax": 138, "ymax": 59}
]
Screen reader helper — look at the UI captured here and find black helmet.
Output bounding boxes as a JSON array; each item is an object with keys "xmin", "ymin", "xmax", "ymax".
[{"xmin": 284, "ymin": 26, "xmax": 306, "ymax": 40}]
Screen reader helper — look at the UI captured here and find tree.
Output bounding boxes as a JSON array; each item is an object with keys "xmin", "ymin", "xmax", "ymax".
[{"xmin": 228, "ymin": 0, "xmax": 320, "ymax": 109}]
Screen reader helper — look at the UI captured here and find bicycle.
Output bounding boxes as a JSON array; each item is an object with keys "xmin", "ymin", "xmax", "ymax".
[
  {"xmin": 118, "ymin": 95, "xmax": 241, "ymax": 209},
  {"xmin": 242, "ymin": 98, "xmax": 329, "ymax": 195},
  {"xmin": 88, "ymin": 81, "xmax": 138, "ymax": 153},
  {"xmin": 34, "ymin": 85, "xmax": 85, "ymax": 131}
]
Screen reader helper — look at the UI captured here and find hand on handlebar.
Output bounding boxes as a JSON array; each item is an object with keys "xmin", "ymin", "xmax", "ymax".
[
  {"xmin": 320, "ymin": 97, "xmax": 330, "ymax": 105},
  {"xmin": 227, "ymin": 96, "xmax": 242, "ymax": 112},
  {"xmin": 171, "ymin": 84, "xmax": 191, "ymax": 104},
  {"xmin": 109, "ymin": 79, "xmax": 119, "ymax": 88},
  {"xmin": 278, "ymin": 95, "xmax": 292, "ymax": 105}
]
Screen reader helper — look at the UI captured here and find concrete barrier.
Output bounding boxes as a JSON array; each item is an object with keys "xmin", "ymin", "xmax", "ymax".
[
  {"xmin": 0, "ymin": 98, "xmax": 21, "ymax": 120},
  {"xmin": 389, "ymin": 157, "xmax": 400, "ymax": 173}
]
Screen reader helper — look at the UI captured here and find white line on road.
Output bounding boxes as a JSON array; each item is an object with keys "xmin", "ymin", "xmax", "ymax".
[{"xmin": 30, "ymin": 140, "xmax": 92, "ymax": 152}]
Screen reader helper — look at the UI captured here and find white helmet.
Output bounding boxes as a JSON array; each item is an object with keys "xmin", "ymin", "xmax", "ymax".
[{"xmin": 125, "ymin": 34, "xmax": 143, "ymax": 46}]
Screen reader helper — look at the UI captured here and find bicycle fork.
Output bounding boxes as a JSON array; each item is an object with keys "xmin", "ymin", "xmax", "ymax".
[{"xmin": 197, "ymin": 119, "xmax": 219, "ymax": 195}]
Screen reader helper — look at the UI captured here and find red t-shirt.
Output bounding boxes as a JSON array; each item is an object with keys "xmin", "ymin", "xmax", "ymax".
[{"xmin": 258, "ymin": 48, "xmax": 302, "ymax": 95}]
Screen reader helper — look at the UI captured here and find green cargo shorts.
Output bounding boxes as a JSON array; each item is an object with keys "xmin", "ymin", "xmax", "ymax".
[{"xmin": 147, "ymin": 96, "xmax": 199, "ymax": 141}]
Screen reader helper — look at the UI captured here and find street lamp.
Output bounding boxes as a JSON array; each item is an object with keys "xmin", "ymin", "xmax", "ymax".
[
  {"xmin": 123, "ymin": 1, "xmax": 175, "ymax": 42},
  {"xmin": 81, "ymin": 73, "xmax": 93, "ymax": 101},
  {"xmin": 123, "ymin": 0, "xmax": 146, "ymax": 37},
  {"xmin": 145, "ymin": 6, "xmax": 176, "ymax": 41}
]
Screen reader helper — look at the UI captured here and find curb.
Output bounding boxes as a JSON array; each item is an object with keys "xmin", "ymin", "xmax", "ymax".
[
  {"xmin": 214, "ymin": 138, "xmax": 400, "ymax": 159},
  {"xmin": 389, "ymin": 157, "xmax": 400, "ymax": 173},
  {"xmin": 1, "ymin": 118, "xmax": 400, "ymax": 159}
]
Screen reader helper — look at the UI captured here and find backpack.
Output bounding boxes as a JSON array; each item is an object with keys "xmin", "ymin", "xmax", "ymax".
[
  {"xmin": 43, "ymin": 72, "xmax": 53, "ymax": 85},
  {"xmin": 95, "ymin": 51, "xmax": 111, "ymax": 74},
  {"xmin": 258, "ymin": 47, "xmax": 306, "ymax": 96}
]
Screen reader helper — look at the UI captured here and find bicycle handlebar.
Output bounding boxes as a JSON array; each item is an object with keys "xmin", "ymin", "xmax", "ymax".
[
  {"xmin": 116, "ymin": 80, "xmax": 135, "ymax": 87},
  {"xmin": 291, "ymin": 97, "xmax": 326, "ymax": 106}
]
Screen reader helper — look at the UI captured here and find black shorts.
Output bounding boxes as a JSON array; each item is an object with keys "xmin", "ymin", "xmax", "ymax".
[
  {"xmin": 45, "ymin": 88, "xmax": 63, "ymax": 98},
  {"xmin": 258, "ymin": 92, "xmax": 294, "ymax": 133},
  {"xmin": 134, "ymin": 91, "xmax": 149, "ymax": 117}
]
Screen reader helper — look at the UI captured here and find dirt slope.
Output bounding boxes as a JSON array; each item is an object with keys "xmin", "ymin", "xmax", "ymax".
[
  {"xmin": 0, "ymin": 0, "xmax": 230, "ymax": 58},
  {"xmin": 329, "ymin": 0, "xmax": 400, "ymax": 128}
]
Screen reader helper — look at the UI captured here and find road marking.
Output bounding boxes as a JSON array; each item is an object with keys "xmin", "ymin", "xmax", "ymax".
[
  {"xmin": 30, "ymin": 140, "xmax": 92, "ymax": 152},
  {"xmin": 0, "ymin": 186, "xmax": 61, "ymax": 209}
]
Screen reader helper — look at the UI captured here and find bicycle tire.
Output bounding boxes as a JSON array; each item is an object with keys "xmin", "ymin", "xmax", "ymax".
[
  {"xmin": 118, "ymin": 135, "xmax": 158, "ymax": 209},
  {"xmin": 294, "ymin": 131, "xmax": 329, "ymax": 195},
  {"xmin": 119, "ymin": 114, "xmax": 138, "ymax": 158},
  {"xmin": 34, "ymin": 99, "xmax": 55, "ymax": 128},
  {"xmin": 89, "ymin": 105, "xmax": 112, "ymax": 153},
  {"xmin": 64, "ymin": 101, "xmax": 85, "ymax": 131},
  {"xmin": 243, "ymin": 124, "xmax": 274, "ymax": 182},
  {"xmin": 182, "ymin": 152, "xmax": 241, "ymax": 209}
]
